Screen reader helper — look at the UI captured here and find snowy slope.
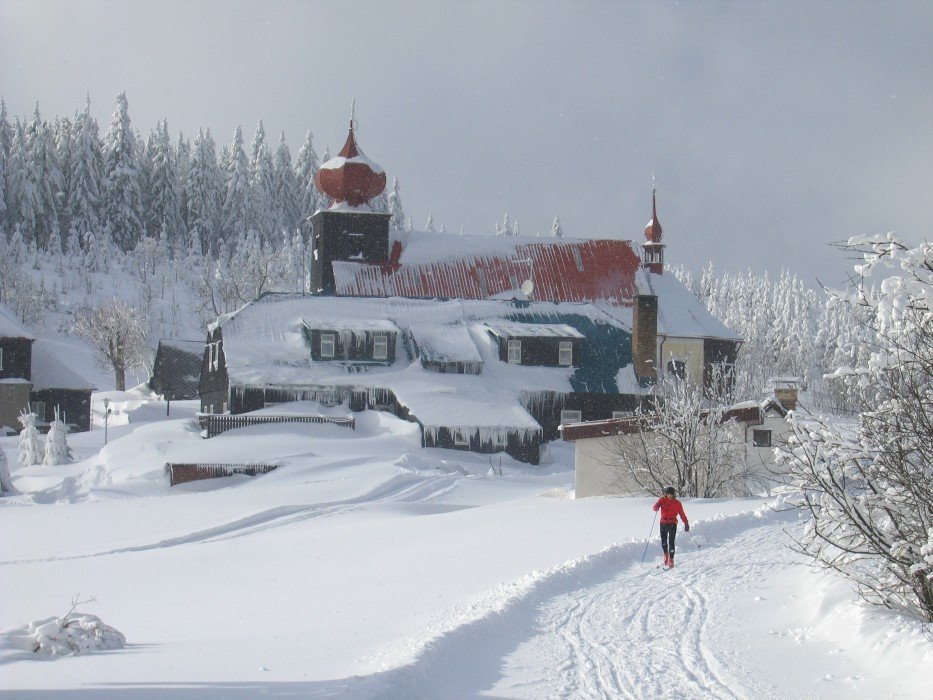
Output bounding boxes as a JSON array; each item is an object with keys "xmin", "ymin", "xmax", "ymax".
[{"xmin": 0, "ymin": 398, "xmax": 929, "ymax": 698}]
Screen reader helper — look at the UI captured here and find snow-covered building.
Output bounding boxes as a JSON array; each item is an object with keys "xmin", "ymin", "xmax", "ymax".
[
  {"xmin": 0, "ymin": 304, "xmax": 95, "ymax": 434},
  {"xmin": 149, "ymin": 339, "xmax": 205, "ymax": 401},
  {"xmin": 198, "ymin": 118, "xmax": 741, "ymax": 463}
]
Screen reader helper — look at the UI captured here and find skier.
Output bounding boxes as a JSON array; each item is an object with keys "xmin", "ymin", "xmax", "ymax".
[{"xmin": 652, "ymin": 486, "xmax": 689, "ymax": 568}]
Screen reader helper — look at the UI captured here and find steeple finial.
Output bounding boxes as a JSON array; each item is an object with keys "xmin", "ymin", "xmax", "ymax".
[{"xmin": 350, "ymin": 98, "xmax": 356, "ymax": 130}]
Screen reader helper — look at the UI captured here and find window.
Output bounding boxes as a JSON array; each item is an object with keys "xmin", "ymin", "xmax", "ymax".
[
  {"xmin": 493, "ymin": 432, "xmax": 507, "ymax": 448},
  {"xmin": 667, "ymin": 359, "xmax": 687, "ymax": 380},
  {"xmin": 753, "ymin": 429, "xmax": 772, "ymax": 448},
  {"xmin": 320, "ymin": 333, "xmax": 336, "ymax": 358},
  {"xmin": 560, "ymin": 410, "xmax": 582, "ymax": 425},
  {"xmin": 31, "ymin": 401, "xmax": 46, "ymax": 419},
  {"xmin": 453, "ymin": 429, "xmax": 469, "ymax": 446},
  {"xmin": 558, "ymin": 341, "xmax": 573, "ymax": 366},
  {"xmin": 0, "ymin": 347, "xmax": 4, "ymax": 370},
  {"xmin": 507, "ymin": 339, "xmax": 522, "ymax": 364},
  {"xmin": 208, "ymin": 342, "xmax": 221, "ymax": 370},
  {"xmin": 372, "ymin": 333, "xmax": 388, "ymax": 360}
]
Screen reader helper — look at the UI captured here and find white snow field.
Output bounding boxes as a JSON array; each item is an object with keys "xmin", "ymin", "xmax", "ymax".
[{"xmin": 1, "ymin": 395, "xmax": 930, "ymax": 698}]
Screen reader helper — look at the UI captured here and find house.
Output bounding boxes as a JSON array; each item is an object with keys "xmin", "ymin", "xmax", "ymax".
[
  {"xmin": 197, "ymin": 118, "xmax": 742, "ymax": 463},
  {"xmin": 564, "ymin": 379, "xmax": 798, "ymax": 497},
  {"xmin": 0, "ymin": 304, "xmax": 94, "ymax": 434},
  {"xmin": 149, "ymin": 339, "xmax": 205, "ymax": 400}
]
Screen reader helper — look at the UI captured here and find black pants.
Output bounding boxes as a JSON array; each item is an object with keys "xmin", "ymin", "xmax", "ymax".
[{"xmin": 660, "ymin": 523, "xmax": 678, "ymax": 556}]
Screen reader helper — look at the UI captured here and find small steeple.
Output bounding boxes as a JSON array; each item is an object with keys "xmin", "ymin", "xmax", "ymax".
[
  {"xmin": 644, "ymin": 188, "xmax": 663, "ymax": 243},
  {"xmin": 315, "ymin": 103, "xmax": 387, "ymax": 208},
  {"xmin": 642, "ymin": 186, "xmax": 665, "ymax": 275}
]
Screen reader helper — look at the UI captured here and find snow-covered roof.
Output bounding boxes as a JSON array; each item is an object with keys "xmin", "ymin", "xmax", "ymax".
[
  {"xmin": 159, "ymin": 338, "xmax": 205, "ymax": 354},
  {"xmin": 0, "ymin": 303, "xmax": 34, "ymax": 339},
  {"xmin": 30, "ymin": 341, "xmax": 95, "ymax": 391},
  {"xmin": 215, "ymin": 294, "xmax": 634, "ymax": 429},
  {"xmin": 304, "ymin": 318, "xmax": 399, "ymax": 334},
  {"xmin": 484, "ymin": 321, "xmax": 584, "ymax": 339},
  {"xmin": 320, "ymin": 153, "xmax": 385, "ymax": 175}
]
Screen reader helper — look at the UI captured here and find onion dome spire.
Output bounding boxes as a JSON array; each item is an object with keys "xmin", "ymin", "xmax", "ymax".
[
  {"xmin": 316, "ymin": 103, "xmax": 387, "ymax": 207},
  {"xmin": 644, "ymin": 188, "xmax": 663, "ymax": 243}
]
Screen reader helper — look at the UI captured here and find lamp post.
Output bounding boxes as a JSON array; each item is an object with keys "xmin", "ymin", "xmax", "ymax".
[{"xmin": 103, "ymin": 397, "xmax": 112, "ymax": 445}]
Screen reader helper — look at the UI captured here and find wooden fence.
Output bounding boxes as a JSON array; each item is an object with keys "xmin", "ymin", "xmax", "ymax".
[
  {"xmin": 198, "ymin": 413, "xmax": 356, "ymax": 438},
  {"xmin": 166, "ymin": 462, "xmax": 281, "ymax": 486}
]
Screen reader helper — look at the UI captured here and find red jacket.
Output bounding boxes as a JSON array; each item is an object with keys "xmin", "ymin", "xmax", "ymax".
[{"xmin": 653, "ymin": 497, "xmax": 688, "ymax": 526}]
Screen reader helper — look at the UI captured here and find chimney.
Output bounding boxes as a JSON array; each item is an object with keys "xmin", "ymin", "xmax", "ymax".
[
  {"xmin": 632, "ymin": 294, "xmax": 658, "ymax": 385},
  {"xmin": 771, "ymin": 377, "xmax": 799, "ymax": 411}
]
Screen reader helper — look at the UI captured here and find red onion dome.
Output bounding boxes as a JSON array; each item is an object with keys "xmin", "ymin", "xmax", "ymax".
[
  {"xmin": 316, "ymin": 124, "xmax": 387, "ymax": 207},
  {"xmin": 644, "ymin": 189, "xmax": 663, "ymax": 243}
]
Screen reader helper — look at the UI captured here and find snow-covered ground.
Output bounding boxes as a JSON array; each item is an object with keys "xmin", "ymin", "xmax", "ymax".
[{"xmin": 1, "ymin": 391, "xmax": 929, "ymax": 698}]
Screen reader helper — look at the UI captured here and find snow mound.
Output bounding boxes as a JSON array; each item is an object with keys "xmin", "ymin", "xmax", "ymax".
[{"xmin": 1, "ymin": 613, "xmax": 126, "ymax": 658}]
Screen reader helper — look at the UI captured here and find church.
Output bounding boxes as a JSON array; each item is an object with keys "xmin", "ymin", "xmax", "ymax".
[{"xmin": 198, "ymin": 118, "xmax": 741, "ymax": 463}]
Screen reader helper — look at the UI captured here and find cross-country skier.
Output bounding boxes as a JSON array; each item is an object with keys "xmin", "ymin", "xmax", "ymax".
[{"xmin": 652, "ymin": 486, "xmax": 689, "ymax": 568}]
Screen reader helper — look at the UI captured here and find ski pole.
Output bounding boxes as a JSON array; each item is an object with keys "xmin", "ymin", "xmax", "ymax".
[
  {"xmin": 640, "ymin": 510, "xmax": 659, "ymax": 565},
  {"xmin": 686, "ymin": 528, "xmax": 701, "ymax": 549}
]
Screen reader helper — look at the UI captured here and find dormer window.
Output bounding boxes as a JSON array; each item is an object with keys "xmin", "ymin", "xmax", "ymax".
[
  {"xmin": 320, "ymin": 333, "xmax": 336, "ymax": 358},
  {"xmin": 508, "ymin": 339, "xmax": 522, "ymax": 364},
  {"xmin": 558, "ymin": 341, "xmax": 573, "ymax": 366},
  {"xmin": 372, "ymin": 333, "xmax": 388, "ymax": 360}
]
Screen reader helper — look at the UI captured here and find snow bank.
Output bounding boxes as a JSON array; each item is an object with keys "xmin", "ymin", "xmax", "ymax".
[{"xmin": 0, "ymin": 613, "xmax": 125, "ymax": 658}]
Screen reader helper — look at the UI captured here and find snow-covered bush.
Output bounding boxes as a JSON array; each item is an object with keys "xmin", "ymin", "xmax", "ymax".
[
  {"xmin": 17, "ymin": 411, "xmax": 42, "ymax": 467},
  {"xmin": 43, "ymin": 409, "xmax": 73, "ymax": 466},
  {"xmin": 2, "ymin": 614, "xmax": 125, "ymax": 657},
  {"xmin": 0, "ymin": 446, "xmax": 15, "ymax": 495},
  {"xmin": 781, "ymin": 234, "xmax": 933, "ymax": 622},
  {"xmin": 71, "ymin": 299, "xmax": 149, "ymax": 391}
]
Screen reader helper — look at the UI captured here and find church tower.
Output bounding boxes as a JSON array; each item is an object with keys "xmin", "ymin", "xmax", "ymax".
[
  {"xmin": 642, "ymin": 189, "xmax": 664, "ymax": 275},
  {"xmin": 310, "ymin": 112, "xmax": 390, "ymax": 294}
]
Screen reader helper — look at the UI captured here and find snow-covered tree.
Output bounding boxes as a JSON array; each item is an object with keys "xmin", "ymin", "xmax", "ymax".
[
  {"xmin": 601, "ymin": 374, "xmax": 753, "ymax": 498},
  {"xmin": 550, "ymin": 215, "xmax": 564, "ymax": 238},
  {"xmin": 102, "ymin": 92, "xmax": 144, "ymax": 251},
  {"xmin": 273, "ymin": 132, "xmax": 300, "ymax": 236},
  {"xmin": 25, "ymin": 104, "xmax": 64, "ymax": 250},
  {"xmin": 387, "ymin": 177, "xmax": 406, "ymax": 231},
  {"xmin": 144, "ymin": 119, "xmax": 184, "ymax": 244},
  {"xmin": 247, "ymin": 121, "xmax": 276, "ymax": 245},
  {"xmin": 780, "ymin": 233, "xmax": 933, "ymax": 622},
  {"xmin": 17, "ymin": 411, "xmax": 42, "ymax": 467},
  {"xmin": 0, "ymin": 443, "xmax": 14, "ymax": 495},
  {"xmin": 221, "ymin": 126, "xmax": 250, "ymax": 242},
  {"xmin": 72, "ymin": 299, "xmax": 148, "ymax": 391},
  {"xmin": 43, "ymin": 408, "xmax": 73, "ymax": 466},
  {"xmin": 6, "ymin": 119, "xmax": 41, "ymax": 245},
  {"xmin": 68, "ymin": 97, "xmax": 104, "ymax": 240},
  {"xmin": 183, "ymin": 128, "xmax": 222, "ymax": 256},
  {"xmin": 424, "ymin": 212, "xmax": 435, "ymax": 233},
  {"xmin": 294, "ymin": 130, "xmax": 321, "ymax": 234}
]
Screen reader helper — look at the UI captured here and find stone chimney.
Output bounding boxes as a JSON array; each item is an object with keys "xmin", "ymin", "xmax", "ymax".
[{"xmin": 632, "ymin": 294, "xmax": 658, "ymax": 385}]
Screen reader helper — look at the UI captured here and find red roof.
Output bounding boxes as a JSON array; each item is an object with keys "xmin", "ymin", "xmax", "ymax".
[{"xmin": 333, "ymin": 238, "xmax": 641, "ymax": 304}]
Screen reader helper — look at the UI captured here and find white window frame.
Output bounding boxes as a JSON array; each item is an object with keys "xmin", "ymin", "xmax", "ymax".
[
  {"xmin": 558, "ymin": 341, "xmax": 573, "ymax": 366},
  {"xmin": 320, "ymin": 333, "xmax": 336, "ymax": 358},
  {"xmin": 493, "ymin": 431, "xmax": 507, "ymax": 448},
  {"xmin": 560, "ymin": 409, "xmax": 582, "ymax": 425},
  {"xmin": 507, "ymin": 339, "xmax": 522, "ymax": 364},
  {"xmin": 453, "ymin": 429, "xmax": 470, "ymax": 446},
  {"xmin": 372, "ymin": 333, "xmax": 388, "ymax": 360},
  {"xmin": 208, "ymin": 341, "xmax": 221, "ymax": 370}
]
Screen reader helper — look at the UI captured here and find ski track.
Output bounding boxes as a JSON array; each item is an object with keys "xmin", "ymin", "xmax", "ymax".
[
  {"xmin": 494, "ymin": 518, "xmax": 790, "ymax": 699},
  {"xmin": 0, "ymin": 469, "xmax": 461, "ymax": 567}
]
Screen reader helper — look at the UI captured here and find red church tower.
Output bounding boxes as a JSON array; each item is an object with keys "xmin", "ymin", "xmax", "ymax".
[{"xmin": 642, "ymin": 189, "xmax": 664, "ymax": 275}]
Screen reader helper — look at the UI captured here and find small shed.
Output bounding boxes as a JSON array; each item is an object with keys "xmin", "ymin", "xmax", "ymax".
[
  {"xmin": 150, "ymin": 339, "xmax": 205, "ymax": 400},
  {"xmin": 30, "ymin": 341, "xmax": 95, "ymax": 432}
]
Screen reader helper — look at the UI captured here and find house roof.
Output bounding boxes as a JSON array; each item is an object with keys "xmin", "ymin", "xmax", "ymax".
[
  {"xmin": 333, "ymin": 233, "xmax": 642, "ymax": 306},
  {"xmin": 30, "ymin": 340, "xmax": 95, "ymax": 391},
  {"xmin": 0, "ymin": 303, "xmax": 34, "ymax": 340},
  {"xmin": 152, "ymin": 339, "xmax": 204, "ymax": 398},
  {"xmin": 484, "ymin": 321, "xmax": 584, "ymax": 339},
  {"xmin": 215, "ymin": 294, "xmax": 640, "ymax": 429}
]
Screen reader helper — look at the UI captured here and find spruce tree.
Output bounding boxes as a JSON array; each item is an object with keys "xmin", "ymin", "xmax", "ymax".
[
  {"xmin": 221, "ymin": 126, "xmax": 250, "ymax": 242},
  {"xmin": 185, "ymin": 128, "xmax": 223, "ymax": 256},
  {"xmin": 103, "ymin": 92, "xmax": 144, "ymax": 251},
  {"xmin": 43, "ymin": 408, "xmax": 73, "ymax": 466},
  {"xmin": 7, "ymin": 119, "xmax": 41, "ymax": 245},
  {"xmin": 294, "ymin": 130, "xmax": 320, "ymax": 233},
  {"xmin": 0, "ymin": 99, "xmax": 11, "ymax": 233},
  {"xmin": 247, "ymin": 121, "xmax": 276, "ymax": 245},
  {"xmin": 68, "ymin": 97, "xmax": 104, "ymax": 240},
  {"xmin": 550, "ymin": 215, "xmax": 564, "ymax": 238},
  {"xmin": 17, "ymin": 411, "xmax": 42, "ymax": 467},
  {"xmin": 273, "ymin": 132, "xmax": 300, "ymax": 235},
  {"xmin": 0, "ymin": 441, "xmax": 14, "ymax": 495},
  {"xmin": 387, "ymin": 177, "xmax": 406, "ymax": 231},
  {"xmin": 145, "ymin": 119, "xmax": 184, "ymax": 245}
]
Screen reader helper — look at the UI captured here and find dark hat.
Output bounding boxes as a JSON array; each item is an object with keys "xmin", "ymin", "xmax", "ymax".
[{"xmin": 663, "ymin": 486, "xmax": 676, "ymax": 495}]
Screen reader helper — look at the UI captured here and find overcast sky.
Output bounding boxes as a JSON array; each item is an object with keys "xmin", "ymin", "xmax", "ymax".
[{"xmin": 2, "ymin": 0, "xmax": 930, "ymax": 287}]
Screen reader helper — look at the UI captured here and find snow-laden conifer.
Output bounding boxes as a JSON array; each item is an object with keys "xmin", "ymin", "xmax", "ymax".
[
  {"xmin": 42, "ymin": 408, "xmax": 73, "ymax": 466},
  {"xmin": 184, "ymin": 128, "xmax": 222, "ymax": 256},
  {"xmin": 17, "ymin": 411, "xmax": 42, "ymax": 467},
  {"xmin": 0, "ymin": 443, "xmax": 15, "ymax": 495},
  {"xmin": 295, "ymin": 130, "xmax": 321, "ymax": 230},
  {"xmin": 7, "ymin": 119, "xmax": 41, "ymax": 245},
  {"xmin": 247, "ymin": 121, "xmax": 276, "ymax": 245},
  {"xmin": 387, "ymin": 177, "xmax": 406, "ymax": 231},
  {"xmin": 273, "ymin": 132, "xmax": 300, "ymax": 236},
  {"xmin": 221, "ymin": 126, "xmax": 250, "ymax": 242},
  {"xmin": 25, "ymin": 104, "xmax": 64, "ymax": 250},
  {"xmin": 68, "ymin": 97, "xmax": 104, "ymax": 240},
  {"xmin": 102, "ymin": 92, "xmax": 144, "ymax": 251},
  {"xmin": 144, "ymin": 119, "xmax": 184, "ymax": 244},
  {"xmin": 550, "ymin": 215, "xmax": 563, "ymax": 238},
  {"xmin": 424, "ymin": 213, "xmax": 435, "ymax": 233}
]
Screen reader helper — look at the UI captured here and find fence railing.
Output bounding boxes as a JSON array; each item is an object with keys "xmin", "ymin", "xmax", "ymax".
[
  {"xmin": 165, "ymin": 462, "xmax": 281, "ymax": 486},
  {"xmin": 197, "ymin": 413, "xmax": 356, "ymax": 438}
]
